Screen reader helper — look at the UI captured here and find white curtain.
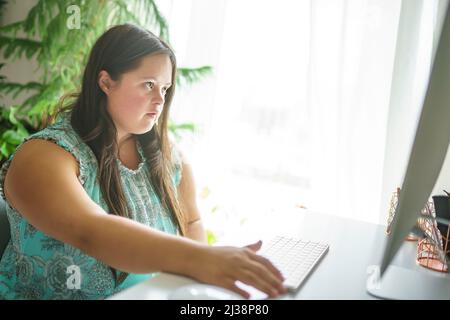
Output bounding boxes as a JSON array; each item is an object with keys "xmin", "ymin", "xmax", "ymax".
[{"xmin": 157, "ymin": 0, "xmax": 443, "ymax": 234}]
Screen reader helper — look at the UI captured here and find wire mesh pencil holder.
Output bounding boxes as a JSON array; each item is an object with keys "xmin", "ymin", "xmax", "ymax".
[
  {"xmin": 416, "ymin": 200, "xmax": 449, "ymax": 273},
  {"xmin": 386, "ymin": 188, "xmax": 399, "ymax": 235},
  {"xmin": 386, "ymin": 188, "xmax": 421, "ymax": 241},
  {"xmin": 386, "ymin": 188, "xmax": 449, "ymax": 273},
  {"xmin": 417, "ymin": 237, "xmax": 449, "ymax": 272}
]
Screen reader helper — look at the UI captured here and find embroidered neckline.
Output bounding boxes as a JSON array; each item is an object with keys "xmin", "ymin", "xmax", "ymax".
[
  {"xmin": 117, "ymin": 142, "xmax": 146, "ymax": 175},
  {"xmin": 58, "ymin": 114, "xmax": 146, "ymax": 175}
]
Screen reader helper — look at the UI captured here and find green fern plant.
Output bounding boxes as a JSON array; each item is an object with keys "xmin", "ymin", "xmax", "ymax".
[
  {"xmin": 0, "ymin": 105, "xmax": 30, "ymax": 157},
  {"xmin": 0, "ymin": 0, "xmax": 212, "ymax": 163}
]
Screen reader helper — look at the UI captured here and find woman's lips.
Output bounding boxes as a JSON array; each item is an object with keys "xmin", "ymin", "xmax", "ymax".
[{"xmin": 146, "ymin": 113, "xmax": 157, "ymax": 118}]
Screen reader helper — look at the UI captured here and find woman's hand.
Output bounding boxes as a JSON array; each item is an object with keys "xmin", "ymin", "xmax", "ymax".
[{"xmin": 188, "ymin": 240, "xmax": 287, "ymax": 299}]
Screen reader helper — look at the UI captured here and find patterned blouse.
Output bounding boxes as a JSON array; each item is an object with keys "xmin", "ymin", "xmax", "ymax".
[{"xmin": 0, "ymin": 112, "xmax": 182, "ymax": 299}]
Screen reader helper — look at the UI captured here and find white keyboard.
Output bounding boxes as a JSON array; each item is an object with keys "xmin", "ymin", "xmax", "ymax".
[{"xmin": 260, "ymin": 236, "xmax": 329, "ymax": 292}]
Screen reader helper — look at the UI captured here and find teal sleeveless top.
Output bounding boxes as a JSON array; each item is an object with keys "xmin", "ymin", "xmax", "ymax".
[{"xmin": 0, "ymin": 113, "xmax": 182, "ymax": 299}]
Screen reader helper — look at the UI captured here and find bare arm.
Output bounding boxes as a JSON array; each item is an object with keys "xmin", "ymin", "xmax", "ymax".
[
  {"xmin": 177, "ymin": 154, "xmax": 207, "ymax": 243},
  {"xmin": 4, "ymin": 140, "xmax": 285, "ymax": 298},
  {"xmin": 4, "ymin": 139, "xmax": 201, "ymax": 274}
]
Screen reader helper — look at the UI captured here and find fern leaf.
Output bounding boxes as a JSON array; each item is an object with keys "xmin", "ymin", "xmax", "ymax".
[
  {"xmin": 23, "ymin": 0, "xmax": 58, "ymax": 38},
  {"xmin": 0, "ymin": 82, "xmax": 43, "ymax": 99},
  {"xmin": 138, "ymin": 0, "xmax": 170, "ymax": 41},
  {"xmin": 0, "ymin": 21, "xmax": 24, "ymax": 37},
  {"xmin": 0, "ymin": 36, "xmax": 42, "ymax": 60},
  {"xmin": 176, "ymin": 66, "xmax": 213, "ymax": 87},
  {"xmin": 2, "ymin": 129, "xmax": 23, "ymax": 145}
]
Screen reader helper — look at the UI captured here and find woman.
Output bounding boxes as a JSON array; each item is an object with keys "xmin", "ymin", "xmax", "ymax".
[{"xmin": 0, "ymin": 24, "xmax": 285, "ymax": 299}]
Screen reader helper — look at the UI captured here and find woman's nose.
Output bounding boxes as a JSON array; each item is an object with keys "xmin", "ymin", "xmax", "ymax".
[{"xmin": 152, "ymin": 89, "xmax": 165, "ymax": 103}]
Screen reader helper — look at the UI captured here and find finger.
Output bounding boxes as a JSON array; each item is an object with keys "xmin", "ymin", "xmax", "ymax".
[
  {"xmin": 244, "ymin": 240, "xmax": 262, "ymax": 252},
  {"xmin": 244, "ymin": 248, "xmax": 285, "ymax": 282},
  {"xmin": 223, "ymin": 279, "xmax": 250, "ymax": 299},
  {"xmin": 238, "ymin": 269, "xmax": 279, "ymax": 298},
  {"xmin": 251, "ymin": 254, "xmax": 285, "ymax": 282},
  {"xmin": 247, "ymin": 260, "xmax": 285, "ymax": 293},
  {"xmin": 235, "ymin": 260, "xmax": 283, "ymax": 297}
]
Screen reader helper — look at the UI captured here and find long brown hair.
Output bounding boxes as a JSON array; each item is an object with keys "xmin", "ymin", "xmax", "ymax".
[{"xmin": 54, "ymin": 24, "xmax": 186, "ymax": 286}]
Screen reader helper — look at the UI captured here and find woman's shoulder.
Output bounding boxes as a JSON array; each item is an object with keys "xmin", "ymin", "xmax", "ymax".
[
  {"xmin": 3, "ymin": 113, "xmax": 82, "ymax": 165},
  {"xmin": 30, "ymin": 113, "xmax": 83, "ymax": 147},
  {"xmin": 0, "ymin": 114, "xmax": 95, "ymax": 201},
  {"xmin": 0, "ymin": 138, "xmax": 80, "ymax": 204},
  {"xmin": 7, "ymin": 139, "xmax": 79, "ymax": 175},
  {"xmin": 26, "ymin": 113, "xmax": 95, "ymax": 163}
]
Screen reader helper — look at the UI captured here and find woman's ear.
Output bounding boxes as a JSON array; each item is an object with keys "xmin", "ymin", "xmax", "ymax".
[{"xmin": 98, "ymin": 70, "xmax": 113, "ymax": 94}]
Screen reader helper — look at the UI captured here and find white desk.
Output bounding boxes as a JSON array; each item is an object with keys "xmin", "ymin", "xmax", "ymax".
[{"xmin": 109, "ymin": 210, "xmax": 445, "ymax": 300}]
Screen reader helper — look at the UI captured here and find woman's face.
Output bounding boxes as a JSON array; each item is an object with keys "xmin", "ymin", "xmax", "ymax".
[{"xmin": 101, "ymin": 53, "xmax": 173, "ymax": 143}]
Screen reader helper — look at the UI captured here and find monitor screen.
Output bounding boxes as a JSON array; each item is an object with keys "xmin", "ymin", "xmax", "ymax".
[
  {"xmin": 367, "ymin": 1, "xmax": 450, "ymax": 300},
  {"xmin": 379, "ymin": 2, "xmax": 450, "ymax": 276}
]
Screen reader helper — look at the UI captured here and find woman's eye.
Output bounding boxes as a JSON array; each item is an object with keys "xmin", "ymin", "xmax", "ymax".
[{"xmin": 145, "ymin": 81, "xmax": 154, "ymax": 90}]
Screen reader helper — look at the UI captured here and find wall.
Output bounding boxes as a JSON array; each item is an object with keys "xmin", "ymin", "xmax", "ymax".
[{"xmin": 1, "ymin": 0, "xmax": 40, "ymax": 108}]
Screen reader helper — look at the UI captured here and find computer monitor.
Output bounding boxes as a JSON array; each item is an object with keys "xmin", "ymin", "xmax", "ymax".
[{"xmin": 366, "ymin": 2, "xmax": 450, "ymax": 299}]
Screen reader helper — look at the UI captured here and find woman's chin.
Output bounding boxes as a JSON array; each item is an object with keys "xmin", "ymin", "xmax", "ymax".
[
  {"xmin": 135, "ymin": 124, "xmax": 156, "ymax": 135},
  {"xmin": 139, "ymin": 117, "xmax": 157, "ymax": 131}
]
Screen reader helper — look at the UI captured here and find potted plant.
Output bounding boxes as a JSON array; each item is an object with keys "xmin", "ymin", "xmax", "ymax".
[{"xmin": 0, "ymin": 0, "xmax": 212, "ymax": 165}]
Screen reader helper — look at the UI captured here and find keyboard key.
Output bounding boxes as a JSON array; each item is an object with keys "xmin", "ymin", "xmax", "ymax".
[{"xmin": 260, "ymin": 236, "xmax": 329, "ymax": 291}]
